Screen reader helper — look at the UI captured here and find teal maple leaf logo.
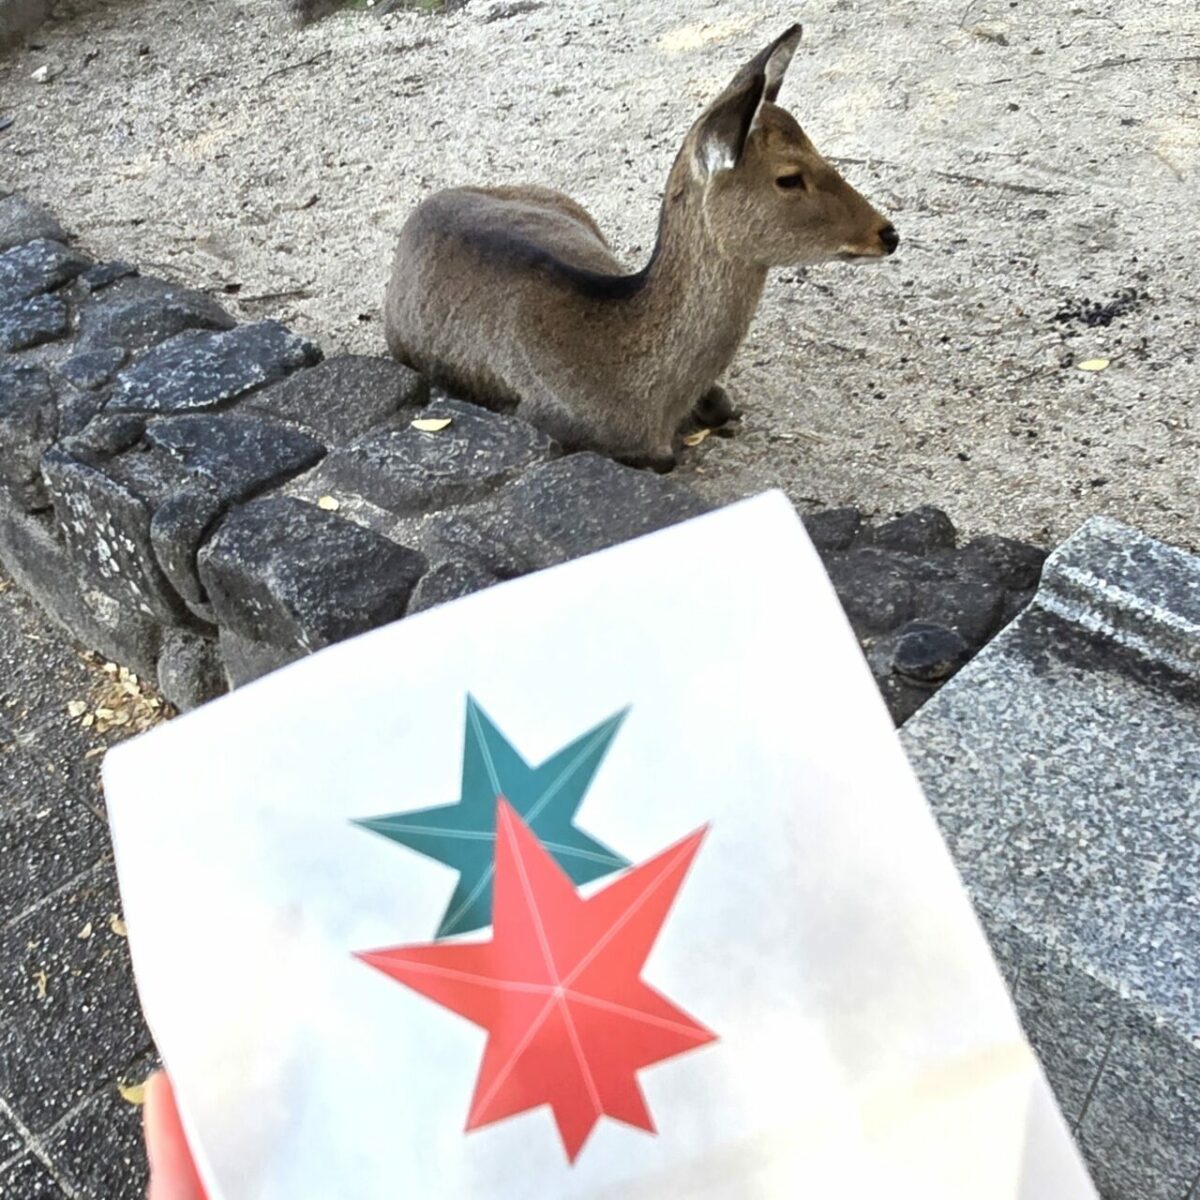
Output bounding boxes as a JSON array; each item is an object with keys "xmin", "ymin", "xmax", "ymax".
[{"xmin": 354, "ymin": 696, "xmax": 629, "ymax": 938}]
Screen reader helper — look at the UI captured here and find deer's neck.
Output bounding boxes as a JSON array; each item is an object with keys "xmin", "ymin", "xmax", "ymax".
[{"xmin": 622, "ymin": 184, "xmax": 768, "ymax": 400}]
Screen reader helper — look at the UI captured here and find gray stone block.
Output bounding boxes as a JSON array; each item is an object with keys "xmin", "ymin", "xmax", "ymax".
[
  {"xmin": 407, "ymin": 558, "xmax": 502, "ymax": 615},
  {"xmin": 0, "ymin": 193, "xmax": 65, "ymax": 251},
  {"xmin": 0, "ymin": 238, "xmax": 90, "ymax": 305},
  {"xmin": 0, "ymin": 291, "xmax": 69, "ymax": 352},
  {"xmin": 424, "ymin": 451, "xmax": 710, "ymax": 577},
  {"xmin": 57, "ymin": 348, "xmax": 128, "ymax": 392},
  {"xmin": 246, "ymin": 354, "xmax": 428, "ymax": 443},
  {"xmin": 77, "ymin": 260, "xmax": 137, "ymax": 293},
  {"xmin": 909, "ymin": 575, "xmax": 1006, "ymax": 647},
  {"xmin": 865, "ymin": 504, "xmax": 958, "ymax": 555},
  {"xmin": 74, "ymin": 274, "xmax": 234, "ymax": 355},
  {"xmin": 319, "ymin": 395, "xmax": 558, "ymax": 517},
  {"xmin": 0, "ymin": 363, "xmax": 58, "ymax": 510},
  {"xmin": 801, "ymin": 506, "xmax": 862, "ymax": 553},
  {"xmin": 106, "ymin": 321, "xmax": 321, "ymax": 415},
  {"xmin": 41, "ymin": 436, "xmax": 193, "ymax": 625},
  {"xmin": 824, "ymin": 548, "xmax": 919, "ymax": 634},
  {"xmin": 902, "ymin": 516, "xmax": 1200, "ymax": 1195},
  {"xmin": 958, "ymin": 533, "xmax": 1048, "ymax": 591},
  {"xmin": 217, "ymin": 626, "xmax": 305, "ymax": 689},
  {"xmin": 41, "ymin": 410, "xmax": 326, "ymax": 625},
  {"xmin": 1035, "ymin": 516, "xmax": 1199, "ymax": 678},
  {"xmin": 198, "ymin": 496, "xmax": 427, "ymax": 652},
  {"xmin": 144, "ymin": 411, "xmax": 325, "ymax": 494},
  {"xmin": 156, "ymin": 629, "xmax": 227, "ymax": 711},
  {"xmin": 0, "ymin": 506, "xmax": 162, "ymax": 679}
]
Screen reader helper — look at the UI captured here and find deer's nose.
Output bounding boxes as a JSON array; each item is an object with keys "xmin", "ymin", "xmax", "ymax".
[{"xmin": 879, "ymin": 225, "xmax": 900, "ymax": 255}]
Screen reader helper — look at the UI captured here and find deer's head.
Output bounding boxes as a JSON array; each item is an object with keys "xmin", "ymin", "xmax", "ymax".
[{"xmin": 684, "ymin": 25, "xmax": 898, "ymax": 267}]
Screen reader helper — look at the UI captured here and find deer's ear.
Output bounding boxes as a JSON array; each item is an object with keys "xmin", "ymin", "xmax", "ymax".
[
  {"xmin": 694, "ymin": 71, "xmax": 768, "ymax": 178},
  {"xmin": 732, "ymin": 23, "xmax": 803, "ymax": 104}
]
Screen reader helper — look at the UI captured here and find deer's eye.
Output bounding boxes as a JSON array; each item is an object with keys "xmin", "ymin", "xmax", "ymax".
[{"xmin": 776, "ymin": 173, "xmax": 807, "ymax": 191}]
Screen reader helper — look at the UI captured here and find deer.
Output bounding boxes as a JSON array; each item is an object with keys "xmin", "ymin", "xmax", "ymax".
[{"xmin": 384, "ymin": 24, "xmax": 898, "ymax": 471}]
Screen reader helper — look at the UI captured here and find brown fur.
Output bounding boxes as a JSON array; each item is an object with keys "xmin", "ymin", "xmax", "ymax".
[{"xmin": 384, "ymin": 25, "xmax": 897, "ymax": 467}]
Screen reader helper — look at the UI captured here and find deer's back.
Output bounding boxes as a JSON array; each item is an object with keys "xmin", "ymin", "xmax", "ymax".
[{"xmin": 384, "ymin": 187, "xmax": 630, "ymax": 391}]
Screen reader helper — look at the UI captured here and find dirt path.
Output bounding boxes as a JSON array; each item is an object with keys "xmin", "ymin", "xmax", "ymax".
[{"xmin": 3, "ymin": 0, "xmax": 1197, "ymax": 547}]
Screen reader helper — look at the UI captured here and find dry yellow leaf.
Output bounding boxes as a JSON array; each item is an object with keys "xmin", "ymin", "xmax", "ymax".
[
  {"xmin": 85, "ymin": 747, "xmax": 105, "ymax": 760},
  {"xmin": 117, "ymin": 1080, "xmax": 146, "ymax": 1107},
  {"xmin": 34, "ymin": 969, "xmax": 48, "ymax": 1000},
  {"xmin": 317, "ymin": 495, "xmax": 341, "ymax": 512},
  {"xmin": 683, "ymin": 429, "xmax": 711, "ymax": 448},
  {"xmin": 78, "ymin": 922, "xmax": 93, "ymax": 940},
  {"xmin": 95, "ymin": 707, "xmax": 115, "ymax": 720},
  {"xmin": 67, "ymin": 700, "xmax": 87, "ymax": 719},
  {"xmin": 1077, "ymin": 358, "xmax": 1110, "ymax": 372},
  {"xmin": 109, "ymin": 915, "xmax": 128, "ymax": 938},
  {"xmin": 411, "ymin": 417, "xmax": 453, "ymax": 433}
]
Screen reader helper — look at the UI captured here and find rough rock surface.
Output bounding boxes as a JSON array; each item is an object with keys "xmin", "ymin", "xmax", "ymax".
[
  {"xmin": 107, "ymin": 322, "xmax": 320, "ymax": 415},
  {"xmin": 198, "ymin": 495, "xmax": 427, "ymax": 652}
]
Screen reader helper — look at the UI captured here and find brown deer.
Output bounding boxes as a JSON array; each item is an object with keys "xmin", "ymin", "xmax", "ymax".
[{"xmin": 384, "ymin": 24, "xmax": 898, "ymax": 470}]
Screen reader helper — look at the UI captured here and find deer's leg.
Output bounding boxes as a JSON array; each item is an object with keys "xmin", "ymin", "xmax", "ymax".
[
  {"xmin": 616, "ymin": 448, "xmax": 677, "ymax": 474},
  {"xmin": 691, "ymin": 384, "xmax": 740, "ymax": 429}
]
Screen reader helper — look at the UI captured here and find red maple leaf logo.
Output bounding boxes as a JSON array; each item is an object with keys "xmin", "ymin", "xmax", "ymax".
[{"xmin": 356, "ymin": 800, "xmax": 717, "ymax": 1161}]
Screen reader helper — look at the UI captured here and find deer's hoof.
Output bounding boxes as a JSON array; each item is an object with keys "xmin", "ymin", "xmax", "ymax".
[{"xmin": 692, "ymin": 385, "xmax": 741, "ymax": 429}]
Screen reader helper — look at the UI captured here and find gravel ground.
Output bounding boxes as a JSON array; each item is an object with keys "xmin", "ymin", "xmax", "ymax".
[
  {"xmin": 0, "ymin": 568, "xmax": 160, "ymax": 1198},
  {"xmin": 1, "ymin": 0, "xmax": 1197, "ymax": 548}
]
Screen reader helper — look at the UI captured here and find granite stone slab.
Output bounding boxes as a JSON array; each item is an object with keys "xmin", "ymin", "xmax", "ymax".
[{"xmin": 902, "ymin": 516, "xmax": 1200, "ymax": 1199}]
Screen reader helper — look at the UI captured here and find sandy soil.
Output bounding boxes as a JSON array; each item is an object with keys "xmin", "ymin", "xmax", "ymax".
[{"xmin": 2, "ymin": 0, "xmax": 1197, "ymax": 548}]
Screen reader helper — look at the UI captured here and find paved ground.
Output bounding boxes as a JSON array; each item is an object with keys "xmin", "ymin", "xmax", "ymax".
[
  {"xmin": 0, "ymin": 569, "xmax": 153, "ymax": 1199},
  {"xmin": 1, "ymin": 0, "xmax": 1197, "ymax": 550}
]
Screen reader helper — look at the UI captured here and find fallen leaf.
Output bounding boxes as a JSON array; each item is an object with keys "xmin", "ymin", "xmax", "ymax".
[
  {"xmin": 34, "ymin": 969, "xmax": 48, "ymax": 1000},
  {"xmin": 84, "ymin": 747, "xmax": 105, "ymax": 760},
  {"xmin": 109, "ymin": 915, "xmax": 128, "ymax": 938},
  {"xmin": 81, "ymin": 714, "xmax": 95, "ymax": 729},
  {"xmin": 95, "ymin": 707, "xmax": 114, "ymax": 720},
  {"xmin": 683, "ymin": 429, "xmax": 711, "ymax": 447},
  {"xmin": 1077, "ymin": 358, "xmax": 1110, "ymax": 372},
  {"xmin": 411, "ymin": 417, "xmax": 453, "ymax": 433},
  {"xmin": 78, "ymin": 922, "xmax": 93, "ymax": 940},
  {"xmin": 67, "ymin": 700, "xmax": 87, "ymax": 718},
  {"xmin": 317, "ymin": 495, "xmax": 341, "ymax": 512},
  {"xmin": 117, "ymin": 1080, "xmax": 146, "ymax": 1107}
]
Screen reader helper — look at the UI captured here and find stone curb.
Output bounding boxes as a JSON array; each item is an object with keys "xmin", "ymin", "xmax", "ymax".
[{"xmin": 902, "ymin": 518, "xmax": 1200, "ymax": 1199}]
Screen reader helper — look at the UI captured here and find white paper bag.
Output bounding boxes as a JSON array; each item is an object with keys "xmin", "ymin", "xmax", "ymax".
[{"xmin": 104, "ymin": 491, "xmax": 1097, "ymax": 1199}]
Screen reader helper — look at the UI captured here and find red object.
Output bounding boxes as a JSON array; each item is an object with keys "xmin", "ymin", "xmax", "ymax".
[{"xmin": 358, "ymin": 800, "xmax": 717, "ymax": 1161}]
